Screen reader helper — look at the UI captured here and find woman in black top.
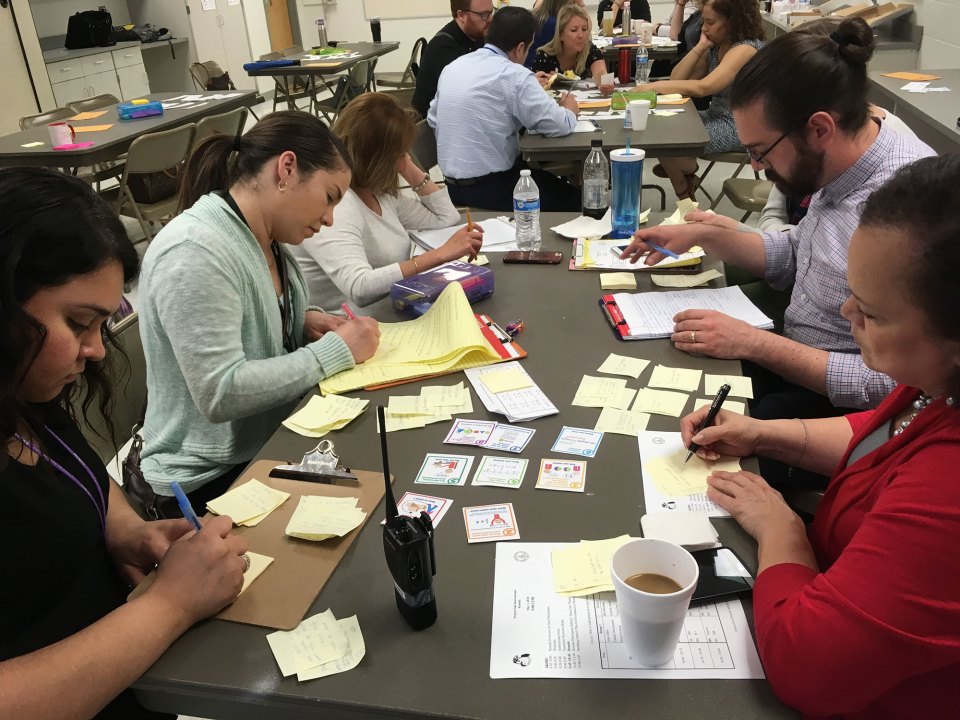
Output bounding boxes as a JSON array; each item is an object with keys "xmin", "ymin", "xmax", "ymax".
[
  {"xmin": 0, "ymin": 168, "xmax": 248, "ymax": 720},
  {"xmin": 533, "ymin": 5, "xmax": 615, "ymax": 94},
  {"xmin": 597, "ymin": 0, "xmax": 652, "ymax": 27}
]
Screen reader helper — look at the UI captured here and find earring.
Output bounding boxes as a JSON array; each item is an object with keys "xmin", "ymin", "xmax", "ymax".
[{"xmin": 278, "ymin": 179, "xmax": 288, "ymax": 192}]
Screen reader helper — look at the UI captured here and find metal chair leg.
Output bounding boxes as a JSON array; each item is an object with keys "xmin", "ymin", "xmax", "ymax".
[{"xmin": 643, "ymin": 183, "xmax": 666, "ymax": 211}]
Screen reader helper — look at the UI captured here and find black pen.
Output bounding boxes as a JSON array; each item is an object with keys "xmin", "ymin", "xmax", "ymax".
[{"xmin": 685, "ymin": 383, "xmax": 731, "ymax": 463}]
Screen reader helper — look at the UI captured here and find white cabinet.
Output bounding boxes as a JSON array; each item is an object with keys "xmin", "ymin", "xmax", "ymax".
[
  {"xmin": 46, "ymin": 45, "xmax": 152, "ymax": 107},
  {"xmin": 185, "ymin": 0, "xmax": 258, "ymax": 91}
]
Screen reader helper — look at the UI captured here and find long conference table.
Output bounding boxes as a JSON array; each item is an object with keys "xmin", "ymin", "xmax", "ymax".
[
  {"xmin": 0, "ymin": 90, "xmax": 259, "ymax": 170},
  {"xmin": 134, "ymin": 211, "xmax": 796, "ymax": 719},
  {"xmin": 867, "ymin": 69, "xmax": 960, "ymax": 155}
]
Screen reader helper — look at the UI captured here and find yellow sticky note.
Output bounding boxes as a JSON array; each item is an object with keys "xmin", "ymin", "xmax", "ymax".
[
  {"xmin": 266, "ymin": 609, "xmax": 348, "ymax": 677},
  {"xmin": 296, "ymin": 615, "xmax": 366, "ymax": 681},
  {"xmin": 660, "ymin": 198, "xmax": 699, "ymax": 226},
  {"xmin": 597, "ymin": 353, "xmax": 650, "ymax": 379},
  {"xmin": 604, "ymin": 387, "xmax": 637, "ymax": 410},
  {"xmin": 600, "ymin": 273, "xmax": 637, "ymax": 290},
  {"xmin": 704, "ymin": 374, "xmax": 754, "ymax": 399},
  {"xmin": 692, "ymin": 397, "xmax": 746, "ymax": 415},
  {"xmin": 648, "ymin": 365, "xmax": 703, "ymax": 393},
  {"xmin": 282, "ymin": 394, "xmax": 368, "ymax": 437},
  {"xmin": 594, "ymin": 407, "xmax": 651, "ymax": 436},
  {"xmin": 655, "ymin": 94, "xmax": 688, "ymax": 105},
  {"xmin": 389, "ymin": 395, "xmax": 431, "ymax": 416},
  {"xmin": 240, "ymin": 551, "xmax": 274, "ymax": 594},
  {"xmin": 480, "ymin": 368, "xmax": 533, "ymax": 394},
  {"xmin": 632, "ymin": 387, "xmax": 689, "ymax": 417},
  {"xmin": 420, "ymin": 382, "xmax": 466, "ymax": 406},
  {"xmin": 645, "ymin": 449, "xmax": 742, "ymax": 497},
  {"xmin": 73, "ymin": 124, "xmax": 114, "ymax": 132},
  {"xmin": 285, "ymin": 495, "xmax": 366, "ymax": 541},
  {"xmin": 651, "ymin": 269, "xmax": 723, "ymax": 288},
  {"xmin": 206, "ymin": 478, "xmax": 290, "ymax": 526},
  {"xmin": 383, "ymin": 411, "xmax": 427, "ymax": 432},
  {"xmin": 551, "ymin": 535, "xmax": 634, "ymax": 594},
  {"xmin": 572, "ymin": 374, "xmax": 628, "ymax": 407}
]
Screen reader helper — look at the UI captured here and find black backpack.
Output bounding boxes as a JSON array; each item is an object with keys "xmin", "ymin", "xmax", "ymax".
[{"xmin": 65, "ymin": 10, "xmax": 116, "ymax": 49}]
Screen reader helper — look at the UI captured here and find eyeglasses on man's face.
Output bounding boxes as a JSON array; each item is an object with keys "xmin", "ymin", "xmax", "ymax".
[
  {"xmin": 464, "ymin": 8, "xmax": 495, "ymax": 22},
  {"xmin": 747, "ymin": 116, "xmax": 811, "ymax": 165}
]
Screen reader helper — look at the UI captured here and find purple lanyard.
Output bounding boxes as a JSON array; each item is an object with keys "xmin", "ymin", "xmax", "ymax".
[{"xmin": 15, "ymin": 427, "xmax": 107, "ymax": 534}]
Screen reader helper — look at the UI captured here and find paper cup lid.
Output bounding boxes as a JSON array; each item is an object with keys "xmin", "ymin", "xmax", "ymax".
[{"xmin": 610, "ymin": 148, "xmax": 646, "ymax": 162}]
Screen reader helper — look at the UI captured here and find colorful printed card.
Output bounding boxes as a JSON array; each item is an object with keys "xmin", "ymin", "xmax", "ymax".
[
  {"xmin": 551, "ymin": 426, "xmax": 604, "ymax": 457},
  {"xmin": 444, "ymin": 419, "xmax": 498, "ymax": 446},
  {"xmin": 384, "ymin": 492, "xmax": 453, "ymax": 528},
  {"xmin": 536, "ymin": 459, "xmax": 587, "ymax": 493},
  {"xmin": 463, "ymin": 503, "xmax": 520, "ymax": 543},
  {"xmin": 484, "ymin": 424, "xmax": 535, "ymax": 454},
  {"xmin": 471, "ymin": 456, "xmax": 529, "ymax": 489},
  {"xmin": 414, "ymin": 453, "xmax": 474, "ymax": 486}
]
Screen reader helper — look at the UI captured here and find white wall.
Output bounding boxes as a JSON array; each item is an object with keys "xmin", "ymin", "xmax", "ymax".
[
  {"xmin": 912, "ymin": 0, "xmax": 960, "ymax": 68},
  {"xmin": 29, "ymin": 0, "xmax": 131, "ymax": 38}
]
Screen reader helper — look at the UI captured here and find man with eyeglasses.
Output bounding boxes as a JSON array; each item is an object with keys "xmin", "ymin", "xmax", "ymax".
[
  {"xmin": 619, "ymin": 21, "xmax": 933, "ymax": 434},
  {"xmin": 412, "ymin": 0, "xmax": 495, "ymax": 119}
]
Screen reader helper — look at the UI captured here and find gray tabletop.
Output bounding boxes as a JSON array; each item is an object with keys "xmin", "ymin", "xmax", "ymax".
[
  {"xmin": 133, "ymin": 211, "xmax": 795, "ymax": 720},
  {"xmin": 522, "ymin": 105, "xmax": 708, "ymax": 166},
  {"xmin": 0, "ymin": 90, "xmax": 258, "ymax": 169},
  {"xmin": 245, "ymin": 42, "xmax": 400, "ymax": 78},
  {"xmin": 868, "ymin": 69, "xmax": 960, "ymax": 155}
]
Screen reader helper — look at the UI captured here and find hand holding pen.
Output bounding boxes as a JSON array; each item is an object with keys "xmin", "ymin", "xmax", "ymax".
[
  {"xmin": 172, "ymin": 480, "xmax": 251, "ymax": 572},
  {"xmin": 685, "ymin": 383, "xmax": 730, "ymax": 462}
]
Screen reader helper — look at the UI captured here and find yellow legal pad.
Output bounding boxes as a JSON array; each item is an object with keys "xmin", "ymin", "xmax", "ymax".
[{"xmin": 318, "ymin": 282, "xmax": 504, "ymax": 394}]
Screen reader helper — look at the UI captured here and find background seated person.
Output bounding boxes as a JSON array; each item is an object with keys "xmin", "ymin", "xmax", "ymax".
[
  {"xmin": 597, "ymin": 0, "xmax": 651, "ymax": 28},
  {"xmin": 634, "ymin": 0, "xmax": 764, "ymax": 200},
  {"xmin": 291, "ymin": 93, "xmax": 482, "ymax": 311},
  {"xmin": 526, "ymin": 0, "xmax": 577, "ymax": 67},
  {"xmin": 532, "ymin": 5, "xmax": 615, "ymax": 95},
  {"xmin": 428, "ymin": 6, "xmax": 580, "ymax": 211},
  {"xmin": 685, "ymin": 155, "xmax": 960, "ymax": 719}
]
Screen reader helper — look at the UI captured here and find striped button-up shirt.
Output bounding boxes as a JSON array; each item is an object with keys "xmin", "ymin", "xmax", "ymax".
[
  {"xmin": 763, "ymin": 118, "xmax": 935, "ymax": 409},
  {"xmin": 428, "ymin": 44, "xmax": 577, "ymax": 180}
]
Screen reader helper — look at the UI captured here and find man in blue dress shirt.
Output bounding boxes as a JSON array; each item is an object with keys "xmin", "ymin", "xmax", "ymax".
[{"xmin": 428, "ymin": 6, "xmax": 582, "ymax": 211}]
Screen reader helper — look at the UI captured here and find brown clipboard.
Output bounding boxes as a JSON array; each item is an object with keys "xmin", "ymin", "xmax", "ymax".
[{"xmin": 213, "ymin": 460, "xmax": 391, "ymax": 630}]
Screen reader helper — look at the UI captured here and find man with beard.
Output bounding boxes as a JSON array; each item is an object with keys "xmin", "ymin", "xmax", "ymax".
[{"xmin": 618, "ymin": 17, "xmax": 933, "ymax": 425}]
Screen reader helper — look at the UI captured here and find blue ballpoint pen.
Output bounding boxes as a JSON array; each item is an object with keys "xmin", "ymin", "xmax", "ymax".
[
  {"xmin": 613, "ymin": 242, "xmax": 681, "ymax": 260},
  {"xmin": 171, "ymin": 481, "xmax": 202, "ymax": 531}
]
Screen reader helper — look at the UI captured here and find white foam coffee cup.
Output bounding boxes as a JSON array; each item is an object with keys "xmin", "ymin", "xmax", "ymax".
[
  {"xmin": 628, "ymin": 99, "xmax": 651, "ymax": 131},
  {"xmin": 610, "ymin": 538, "xmax": 699, "ymax": 666}
]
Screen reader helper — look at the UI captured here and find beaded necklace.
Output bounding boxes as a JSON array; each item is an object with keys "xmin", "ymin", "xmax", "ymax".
[{"xmin": 893, "ymin": 393, "xmax": 957, "ymax": 436}]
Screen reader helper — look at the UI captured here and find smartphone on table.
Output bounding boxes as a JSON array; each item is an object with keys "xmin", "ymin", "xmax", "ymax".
[
  {"xmin": 503, "ymin": 251, "xmax": 563, "ymax": 264},
  {"xmin": 689, "ymin": 546, "xmax": 755, "ymax": 605}
]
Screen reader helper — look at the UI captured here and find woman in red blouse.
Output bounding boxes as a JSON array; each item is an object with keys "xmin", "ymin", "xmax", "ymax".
[{"xmin": 681, "ymin": 154, "xmax": 960, "ymax": 719}]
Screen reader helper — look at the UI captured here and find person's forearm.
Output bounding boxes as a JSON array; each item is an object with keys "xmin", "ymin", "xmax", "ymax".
[
  {"xmin": 756, "ymin": 522, "xmax": 818, "ymax": 574},
  {"xmin": 401, "ymin": 165, "xmax": 439, "ymax": 197},
  {"xmin": 696, "ymin": 226, "xmax": 767, "ymax": 275},
  {"xmin": 669, "ymin": 43, "xmax": 707, "ymax": 81},
  {"xmin": 746, "ymin": 332, "xmax": 829, "ymax": 399},
  {"xmin": 105, "ymin": 481, "xmax": 144, "ymax": 542},
  {"xmin": 0, "ymin": 593, "xmax": 191, "ymax": 720},
  {"xmin": 669, "ymin": 0, "xmax": 686, "ymax": 40},
  {"xmin": 754, "ymin": 416, "xmax": 853, "ymax": 476}
]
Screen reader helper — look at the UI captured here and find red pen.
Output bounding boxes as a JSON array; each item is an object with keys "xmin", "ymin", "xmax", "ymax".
[{"xmin": 341, "ymin": 302, "xmax": 357, "ymax": 320}]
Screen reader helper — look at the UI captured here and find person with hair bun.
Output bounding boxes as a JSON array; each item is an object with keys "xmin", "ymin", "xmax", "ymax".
[
  {"xmin": 140, "ymin": 111, "xmax": 380, "ymax": 516},
  {"xmin": 290, "ymin": 92, "xmax": 482, "ymax": 310},
  {"xmin": 620, "ymin": 18, "xmax": 934, "ymax": 460},
  {"xmin": 0, "ymin": 168, "xmax": 247, "ymax": 719},
  {"xmin": 634, "ymin": 0, "xmax": 765, "ymax": 200},
  {"xmin": 682, "ymin": 154, "xmax": 960, "ymax": 718}
]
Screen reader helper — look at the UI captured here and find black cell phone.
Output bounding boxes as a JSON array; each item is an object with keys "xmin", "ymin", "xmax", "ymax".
[
  {"xmin": 503, "ymin": 250, "xmax": 563, "ymax": 264},
  {"xmin": 690, "ymin": 546, "xmax": 755, "ymax": 605}
]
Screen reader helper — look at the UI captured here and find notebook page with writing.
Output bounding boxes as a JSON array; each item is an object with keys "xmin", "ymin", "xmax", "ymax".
[
  {"xmin": 612, "ymin": 286, "xmax": 774, "ymax": 340},
  {"xmin": 410, "ymin": 218, "xmax": 517, "ymax": 252}
]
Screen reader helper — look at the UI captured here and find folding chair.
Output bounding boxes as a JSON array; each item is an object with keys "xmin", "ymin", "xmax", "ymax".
[
  {"xmin": 376, "ymin": 37, "xmax": 426, "ymax": 90},
  {"xmin": 193, "ymin": 106, "xmax": 248, "ymax": 148}
]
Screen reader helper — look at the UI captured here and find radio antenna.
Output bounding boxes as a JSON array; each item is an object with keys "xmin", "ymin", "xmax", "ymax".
[{"xmin": 377, "ymin": 405, "xmax": 399, "ymax": 525}]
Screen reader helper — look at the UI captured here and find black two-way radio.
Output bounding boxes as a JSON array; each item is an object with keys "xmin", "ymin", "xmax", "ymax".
[{"xmin": 378, "ymin": 406, "xmax": 437, "ymax": 630}]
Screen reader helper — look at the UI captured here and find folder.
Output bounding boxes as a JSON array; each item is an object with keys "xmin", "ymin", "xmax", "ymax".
[{"xmin": 599, "ymin": 286, "xmax": 774, "ymax": 341}]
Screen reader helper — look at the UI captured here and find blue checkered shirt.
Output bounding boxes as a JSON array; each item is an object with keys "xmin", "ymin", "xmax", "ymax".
[
  {"xmin": 762, "ymin": 119, "xmax": 935, "ymax": 409},
  {"xmin": 427, "ymin": 44, "xmax": 577, "ymax": 180}
]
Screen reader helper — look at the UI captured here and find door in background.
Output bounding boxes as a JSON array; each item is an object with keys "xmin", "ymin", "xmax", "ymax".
[
  {"xmin": 264, "ymin": 0, "xmax": 293, "ymax": 52},
  {"xmin": 0, "ymin": 1, "xmax": 40, "ymax": 134}
]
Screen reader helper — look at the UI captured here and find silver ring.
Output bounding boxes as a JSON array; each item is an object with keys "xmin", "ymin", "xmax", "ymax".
[
  {"xmin": 691, "ymin": 331, "xmax": 697, "ymax": 343},
  {"xmin": 241, "ymin": 553, "xmax": 251, "ymax": 572}
]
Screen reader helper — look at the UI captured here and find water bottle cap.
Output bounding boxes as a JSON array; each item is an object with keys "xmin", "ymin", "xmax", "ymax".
[
  {"xmin": 591, "ymin": 138, "xmax": 603, "ymax": 147},
  {"xmin": 520, "ymin": 169, "xmax": 532, "ymax": 177}
]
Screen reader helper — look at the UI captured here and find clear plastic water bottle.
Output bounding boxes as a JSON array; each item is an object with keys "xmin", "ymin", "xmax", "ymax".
[
  {"xmin": 582, "ymin": 138, "xmax": 610, "ymax": 220},
  {"xmin": 513, "ymin": 169, "xmax": 541, "ymax": 252},
  {"xmin": 635, "ymin": 45, "xmax": 649, "ymax": 84}
]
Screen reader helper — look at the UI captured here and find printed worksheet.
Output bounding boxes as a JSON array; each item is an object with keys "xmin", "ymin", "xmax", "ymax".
[
  {"xmin": 638, "ymin": 431, "xmax": 732, "ymax": 517},
  {"xmin": 465, "ymin": 362, "xmax": 558, "ymax": 422},
  {"xmin": 490, "ymin": 543, "xmax": 764, "ymax": 679}
]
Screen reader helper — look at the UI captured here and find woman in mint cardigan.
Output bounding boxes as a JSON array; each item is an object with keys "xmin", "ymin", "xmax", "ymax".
[{"xmin": 139, "ymin": 111, "xmax": 381, "ymax": 516}]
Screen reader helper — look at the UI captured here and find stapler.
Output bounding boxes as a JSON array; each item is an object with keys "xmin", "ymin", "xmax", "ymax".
[{"xmin": 269, "ymin": 440, "xmax": 360, "ymax": 485}]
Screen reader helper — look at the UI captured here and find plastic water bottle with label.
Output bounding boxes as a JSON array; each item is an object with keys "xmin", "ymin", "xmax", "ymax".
[
  {"xmin": 582, "ymin": 138, "xmax": 610, "ymax": 220},
  {"xmin": 635, "ymin": 45, "xmax": 649, "ymax": 84},
  {"xmin": 513, "ymin": 169, "xmax": 542, "ymax": 252}
]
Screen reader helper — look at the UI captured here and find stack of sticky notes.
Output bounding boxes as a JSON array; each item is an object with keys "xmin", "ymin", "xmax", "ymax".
[
  {"xmin": 597, "ymin": 353, "xmax": 650, "ymax": 379},
  {"xmin": 594, "ymin": 407, "xmax": 651, "ymax": 436},
  {"xmin": 551, "ymin": 535, "xmax": 635, "ymax": 596},
  {"xmin": 600, "ymin": 273, "xmax": 637, "ymax": 291},
  {"xmin": 285, "ymin": 495, "xmax": 366, "ymax": 541},
  {"xmin": 478, "ymin": 367, "xmax": 533, "ymax": 394},
  {"xmin": 572, "ymin": 375, "xmax": 636, "ymax": 410},
  {"xmin": 282, "ymin": 394, "xmax": 369, "ymax": 438},
  {"xmin": 383, "ymin": 382, "xmax": 473, "ymax": 432},
  {"xmin": 267, "ymin": 609, "xmax": 365, "ymax": 681},
  {"xmin": 206, "ymin": 479, "xmax": 290, "ymax": 527},
  {"xmin": 641, "ymin": 511, "xmax": 719, "ymax": 550}
]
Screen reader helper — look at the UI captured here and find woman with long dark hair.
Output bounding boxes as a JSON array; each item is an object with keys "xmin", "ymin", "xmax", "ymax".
[{"xmin": 0, "ymin": 168, "xmax": 247, "ymax": 719}]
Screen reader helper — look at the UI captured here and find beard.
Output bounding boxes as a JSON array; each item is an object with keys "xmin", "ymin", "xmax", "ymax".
[{"xmin": 765, "ymin": 147, "xmax": 825, "ymax": 197}]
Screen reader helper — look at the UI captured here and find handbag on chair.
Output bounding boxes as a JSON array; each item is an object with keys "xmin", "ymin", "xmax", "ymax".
[{"xmin": 121, "ymin": 396, "xmax": 159, "ymax": 520}]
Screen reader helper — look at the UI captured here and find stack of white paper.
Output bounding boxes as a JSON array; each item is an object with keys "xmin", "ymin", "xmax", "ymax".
[
  {"xmin": 410, "ymin": 217, "xmax": 517, "ymax": 252},
  {"xmin": 464, "ymin": 361, "xmax": 558, "ymax": 422}
]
